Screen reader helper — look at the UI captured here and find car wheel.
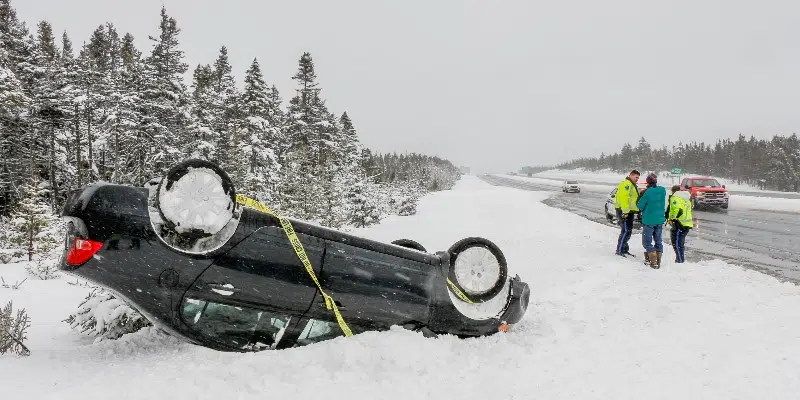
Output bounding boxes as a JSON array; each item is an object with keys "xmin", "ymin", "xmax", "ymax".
[
  {"xmin": 447, "ymin": 237, "xmax": 508, "ymax": 303},
  {"xmin": 155, "ymin": 159, "xmax": 237, "ymax": 237},
  {"xmin": 605, "ymin": 205, "xmax": 614, "ymax": 222},
  {"xmin": 391, "ymin": 239, "xmax": 427, "ymax": 252}
]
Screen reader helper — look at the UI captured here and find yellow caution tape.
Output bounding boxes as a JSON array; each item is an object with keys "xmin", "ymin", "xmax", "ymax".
[
  {"xmin": 235, "ymin": 194, "xmax": 353, "ymax": 337},
  {"xmin": 446, "ymin": 279, "xmax": 475, "ymax": 304}
]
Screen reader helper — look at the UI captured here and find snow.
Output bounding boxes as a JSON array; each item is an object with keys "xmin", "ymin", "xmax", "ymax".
[
  {"xmin": 2, "ymin": 176, "xmax": 800, "ymax": 398},
  {"xmin": 729, "ymin": 195, "xmax": 800, "ymax": 214},
  {"xmin": 157, "ymin": 166, "xmax": 236, "ymax": 236}
]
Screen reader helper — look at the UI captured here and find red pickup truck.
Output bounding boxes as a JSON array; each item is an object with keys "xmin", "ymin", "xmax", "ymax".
[{"xmin": 680, "ymin": 177, "xmax": 729, "ymax": 209}]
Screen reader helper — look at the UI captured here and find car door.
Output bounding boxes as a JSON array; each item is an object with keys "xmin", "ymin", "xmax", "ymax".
[
  {"xmin": 182, "ymin": 225, "xmax": 324, "ymax": 320},
  {"xmin": 314, "ymin": 240, "xmax": 436, "ymax": 329}
]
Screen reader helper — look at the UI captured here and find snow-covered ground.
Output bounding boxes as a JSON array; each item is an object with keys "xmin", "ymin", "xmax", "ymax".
[
  {"xmin": 2, "ymin": 176, "xmax": 800, "ymax": 399},
  {"xmin": 505, "ymin": 173, "xmax": 800, "ymax": 214},
  {"xmin": 536, "ymin": 168, "xmax": 798, "ymax": 195}
]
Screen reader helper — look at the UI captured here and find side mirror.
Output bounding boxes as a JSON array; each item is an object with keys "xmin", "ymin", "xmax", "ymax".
[{"xmin": 722, "ymin": 185, "xmax": 726, "ymax": 189}]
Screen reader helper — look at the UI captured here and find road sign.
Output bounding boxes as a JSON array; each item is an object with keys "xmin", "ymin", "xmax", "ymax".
[{"xmin": 670, "ymin": 168, "xmax": 683, "ymax": 174}]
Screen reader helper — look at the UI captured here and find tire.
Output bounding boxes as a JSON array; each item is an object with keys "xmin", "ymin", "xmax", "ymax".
[
  {"xmin": 391, "ymin": 239, "xmax": 427, "ymax": 252},
  {"xmin": 155, "ymin": 159, "xmax": 237, "ymax": 238},
  {"xmin": 447, "ymin": 237, "xmax": 508, "ymax": 303}
]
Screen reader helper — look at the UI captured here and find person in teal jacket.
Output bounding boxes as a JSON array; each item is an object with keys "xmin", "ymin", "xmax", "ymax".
[{"xmin": 636, "ymin": 173, "xmax": 666, "ymax": 268}]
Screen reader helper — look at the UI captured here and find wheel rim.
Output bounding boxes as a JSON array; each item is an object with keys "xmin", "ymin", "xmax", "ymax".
[
  {"xmin": 453, "ymin": 246, "xmax": 501, "ymax": 295},
  {"xmin": 158, "ymin": 167, "xmax": 232, "ymax": 234}
]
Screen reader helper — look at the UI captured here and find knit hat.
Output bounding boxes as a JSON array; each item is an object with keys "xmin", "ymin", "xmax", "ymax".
[{"xmin": 646, "ymin": 173, "xmax": 658, "ymax": 185}]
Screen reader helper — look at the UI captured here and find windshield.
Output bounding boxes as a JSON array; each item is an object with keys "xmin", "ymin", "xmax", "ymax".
[
  {"xmin": 567, "ymin": 181, "xmax": 578, "ymax": 184},
  {"xmin": 690, "ymin": 179, "xmax": 722, "ymax": 188}
]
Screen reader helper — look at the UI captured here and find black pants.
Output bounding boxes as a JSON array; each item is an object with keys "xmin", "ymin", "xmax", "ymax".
[
  {"xmin": 615, "ymin": 209, "xmax": 635, "ymax": 255},
  {"xmin": 670, "ymin": 224, "xmax": 691, "ymax": 263}
]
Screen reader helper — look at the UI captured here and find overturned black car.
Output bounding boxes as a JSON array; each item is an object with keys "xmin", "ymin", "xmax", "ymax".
[{"xmin": 59, "ymin": 160, "xmax": 530, "ymax": 351}]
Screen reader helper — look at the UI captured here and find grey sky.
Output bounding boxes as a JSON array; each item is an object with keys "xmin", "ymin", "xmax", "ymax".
[{"xmin": 14, "ymin": 0, "xmax": 800, "ymax": 174}]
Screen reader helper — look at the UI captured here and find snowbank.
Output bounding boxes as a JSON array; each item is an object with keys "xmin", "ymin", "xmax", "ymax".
[
  {"xmin": 729, "ymin": 195, "xmax": 800, "ymax": 214},
  {"xmin": 2, "ymin": 176, "xmax": 799, "ymax": 399}
]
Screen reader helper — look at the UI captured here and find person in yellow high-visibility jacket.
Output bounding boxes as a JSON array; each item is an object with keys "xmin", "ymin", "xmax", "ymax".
[
  {"xmin": 614, "ymin": 169, "xmax": 641, "ymax": 257},
  {"xmin": 666, "ymin": 185, "xmax": 694, "ymax": 263}
]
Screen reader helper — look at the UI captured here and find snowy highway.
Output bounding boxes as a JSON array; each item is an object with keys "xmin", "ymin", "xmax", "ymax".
[{"xmin": 481, "ymin": 174, "xmax": 800, "ymax": 283}]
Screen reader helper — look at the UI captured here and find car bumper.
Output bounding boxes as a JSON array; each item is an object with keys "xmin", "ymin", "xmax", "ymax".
[
  {"xmin": 498, "ymin": 275, "xmax": 530, "ymax": 325},
  {"xmin": 564, "ymin": 188, "xmax": 580, "ymax": 192},
  {"xmin": 697, "ymin": 198, "xmax": 729, "ymax": 206}
]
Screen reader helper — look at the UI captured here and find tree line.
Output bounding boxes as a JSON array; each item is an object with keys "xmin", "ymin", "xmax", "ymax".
[
  {"xmin": 0, "ymin": 1, "xmax": 461, "ymax": 258},
  {"xmin": 556, "ymin": 135, "xmax": 800, "ymax": 192}
]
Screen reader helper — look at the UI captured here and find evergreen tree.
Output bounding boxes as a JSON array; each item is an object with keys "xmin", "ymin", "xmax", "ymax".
[
  {"xmin": 8, "ymin": 175, "xmax": 60, "ymax": 261},
  {"xmin": 139, "ymin": 6, "xmax": 189, "ymax": 179},
  {"xmin": 209, "ymin": 46, "xmax": 243, "ymax": 180},
  {"xmin": 0, "ymin": 56, "xmax": 31, "ymax": 214},
  {"xmin": 188, "ymin": 63, "xmax": 216, "ymax": 159},
  {"xmin": 240, "ymin": 58, "xmax": 281, "ymax": 203}
]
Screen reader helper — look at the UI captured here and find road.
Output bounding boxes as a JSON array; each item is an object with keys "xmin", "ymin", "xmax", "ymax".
[
  {"xmin": 538, "ymin": 175, "xmax": 800, "ymax": 199},
  {"xmin": 481, "ymin": 174, "xmax": 800, "ymax": 283}
]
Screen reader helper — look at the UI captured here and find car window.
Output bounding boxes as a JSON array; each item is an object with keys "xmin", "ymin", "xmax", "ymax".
[
  {"xmin": 690, "ymin": 179, "xmax": 721, "ymax": 187},
  {"xmin": 567, "ymin": 180, "xmax": 578, "ymax": 184},
  {"xmin": 681, "ymin": 179, "xmax": 688, "ymax": 188},
  {"xmin": 181, "ymin": 297, "xmax": 291, "ymax": 351},
  {"xmin": 295, "ymin": 319, "xmax": 345, "ymax": 346}
]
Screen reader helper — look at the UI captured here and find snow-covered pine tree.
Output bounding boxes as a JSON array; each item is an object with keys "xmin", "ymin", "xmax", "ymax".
[
  {"xmin": 8, "ymin": 174, "xmax": 61, "ymax": 261},
  {"xmin": 209, "ymin": 46, "xmax": 245, "ymax": 182},
  {"xmin": 347, "ymin": 181, "xmax": 381, "ymax": 228},
  {"xmin": 266, "ymin": 84, "xmax": 287, "ymax": 161},
  {"xmin": 103, "ymin": 32, "xmax": 145, "ymax": 185},
  {"xmin": 139, "ymin": 7, "xmax": 189, "ymax": 180},
  {"xmin": 282, "ymin": 53, "xmax": 329, "ymax": 219},
  {"xmin": 240, "ymin": 58, "xmax": 281, "ymax": 204},
  {"xmin": 187, "ymin": 63, "xmax": 216, "ymax": 159},
  {"xmin": 339, "ymin": 112, "xmax": 364, "ymax": 178},
  {"xmin": 32, "ymin": 21, "xmax": 77, "ymax": 213},
  {"xmin": 0, "ymin": 49, "xmax": 31, "ymax": 215},
  {"xmin": 0, "ymin": 0, "xmax": 37, "ymax": 214},
  {"xmin": 65, "ymin": 287, "xmax": 151, "ymax": 341}
]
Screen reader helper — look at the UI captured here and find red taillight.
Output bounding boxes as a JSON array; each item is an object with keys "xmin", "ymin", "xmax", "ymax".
[{"xmin": 66, "ymin": 238, "xmax": 104, "ymax": 266}]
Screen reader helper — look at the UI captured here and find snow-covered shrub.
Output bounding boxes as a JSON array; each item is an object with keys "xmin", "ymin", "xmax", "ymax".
[
  {"xmin": 347, "ymin": 182, "xmax": 382, "ymax": 228},
  {"xmin": 65, "ymin": 288, "xmax": 151, "ymax": 341},
  {"xmin": 0, "ymin": 217, "xmax": 25, "ymax": 263},
  {"xmin": 0, "ymin": 300, "xmax": 31, "ymax": 357},
  {"xmin": 25, "ymin": 259, "xmax": 60, "ymax": 280},
  {"xmin": 6, "ymin": 180, "xmax": 63, "ymax": 262},
  {"xmin": 397, "ymin": 196, "xmax": 419, "ymax": 216}
]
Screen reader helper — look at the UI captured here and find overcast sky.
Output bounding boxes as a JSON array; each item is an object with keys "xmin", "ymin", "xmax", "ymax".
[{"xmin": 14, "ymin": 0, "xmax": 800, "ymax": 174}]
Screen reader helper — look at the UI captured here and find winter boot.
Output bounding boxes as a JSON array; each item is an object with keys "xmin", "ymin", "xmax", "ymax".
[
  {"xmin": 646, "ymin": 252, "xmax": 658, "ymax": 269},
  {"xmin": 656, "ymin": 252, "xmax": 662, "ymax": 269}
]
